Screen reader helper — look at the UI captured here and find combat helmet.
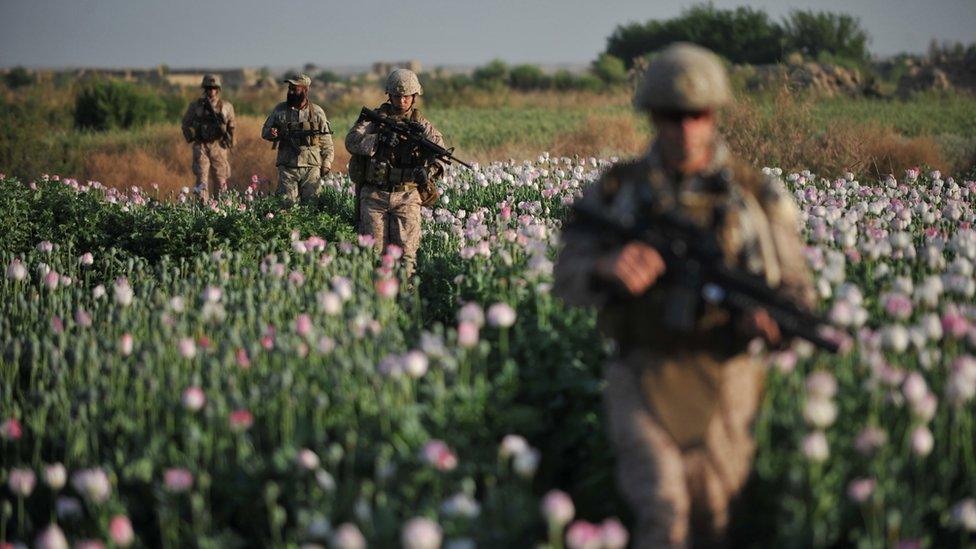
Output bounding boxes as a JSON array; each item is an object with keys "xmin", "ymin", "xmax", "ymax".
[
  {"xmin": 634, "ymin": 42, "xmax": 731, "ymax": 112},
  {"xmin": 201, "ymin": 74, "xmax": 222, "ymax": 89},
  {"xmin": 385, "ymin": 68, "xmax": 423, "ymax": 96}
]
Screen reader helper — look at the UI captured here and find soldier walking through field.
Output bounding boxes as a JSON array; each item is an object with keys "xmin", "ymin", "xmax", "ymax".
[
  {"xmin": 553, "ymin": 43, "xmax": 816, "ymax": 547},
  {"xmin": 261, "ymin": 72, "xmax": 335, "ymax": 207},
  {"xmin": 181, "ymin": 74, "xmax": 236, "ymax": 201},
  {"xmin": 345, "ymin": 68, "xmax": 446, "ymax": 282}
]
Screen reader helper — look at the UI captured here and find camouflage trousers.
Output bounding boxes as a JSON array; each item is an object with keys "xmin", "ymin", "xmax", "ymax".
[
  {"xmin": 359, "ymin": 184, "xmax": 421, "ymax": 280},
  {"xmin": 604, "ymin": 349, "xmax": 764, "ymax": 548},
  {"xmin": 277, "ymin": 166, "xmax": 321, "ymax": 207},
  {"xmin": 192, "ymin": 141, "xmax": 230, "ymax": 201}
]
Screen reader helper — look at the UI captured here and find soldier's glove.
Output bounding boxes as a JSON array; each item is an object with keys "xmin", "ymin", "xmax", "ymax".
[
  {"xmin": 406, "ymin": 120, "xmax": 426, "ymax": 135},
  {"xmin": 377, "ymin": 129, "xmax": 401, "ymax": 149},
  {"xmin": 413, "ymin": 167, "xmax": 429, "ymax": 186}
]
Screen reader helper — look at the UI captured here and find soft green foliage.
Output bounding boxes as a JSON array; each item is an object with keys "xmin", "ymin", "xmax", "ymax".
[
  {"xmin": 508, "ymin": 64, "xmax": 549, "ymax": 91},
  {"xmin": 316, "ymin": 70, "xmax": 344, "ymax": 86},
  {"xmin": 605, "ymin": 4, "xmax": 785, "ymax": 66},
  {"xmin": 591, "ymin": 54, "xmax": 628, "ymax": 85},
  {"xmin": 74, "ymin": 79, "xmax": 170, "ymax": 131},
  {"xmin": 4, "ymin": 162, "xmax": 976, "ymax": 546},
  {"xmin": 783, "ymin": 10, "xmax": 870, "ymax": 66},
  {"xmin": 3, "ymin": 66, "xmax": 34, "ymax": 89},
  {"xmin": 472, "ymin": 59, "xmax": 510, "ymax": 90},
  {"xmin": 604, "ymin": 4, "xmax": 875, "ymax": 69}
]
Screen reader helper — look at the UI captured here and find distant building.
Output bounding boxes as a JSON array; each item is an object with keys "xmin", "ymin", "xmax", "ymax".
[
  {"xmin": 163, "ymin": 68, "xmax": 260, "ymax": 88},
  {"xmin": 368, "ymin": 60, "xmax": 422, "ymax": 80}
]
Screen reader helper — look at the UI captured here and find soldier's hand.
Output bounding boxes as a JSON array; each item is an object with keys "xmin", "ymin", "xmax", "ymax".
[
  {"xmin": 378, "ymin": 129, "xmax": 400, "ymax": 148},
  {"xmin": 270, "ymin": 127, "xmax": 279, "ymax": 138},
  {"xmin": 595, "ymin": 242, "xmax": 666, "ymax": 296},
  {"xmin": 741, "ymin": 308, "xmax": 782, "ymax": 345},
  {"xmin": 413, "ymin": 167, "xmax": 428, "ymax": 186}
]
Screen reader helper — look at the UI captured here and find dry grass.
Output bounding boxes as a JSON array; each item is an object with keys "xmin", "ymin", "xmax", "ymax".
[
  {"xmin": 549, "ymin": 112, "xmax": 647, "ymax": 159},
  {"xmin": 80, "ymin": 116, "xmax": 355, "ymax": 197},
  {"xmin": 723, "ymin": 92, "xmax": 947, "ymax": 177}
]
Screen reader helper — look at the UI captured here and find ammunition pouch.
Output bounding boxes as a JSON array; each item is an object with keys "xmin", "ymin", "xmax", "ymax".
[{"xmin": 193, "ymin": 122, "xmax": 223, "ymax": 143}]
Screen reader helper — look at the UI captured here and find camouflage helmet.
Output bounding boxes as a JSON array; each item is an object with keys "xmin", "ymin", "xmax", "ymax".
[
  {"xmin": 634, "ymin": 42, "xmax": 731, "ymax": 112},
  {"xmin": 201, "ymin": 74, "xmax": 222, "ymax": 89},
  {"xmin": 282, "ymin": 72, "xmax": 312, "ymax": 87},
  {"xmin": 385, "ymin": 68, "xmax": 423, "ymax": 96}
]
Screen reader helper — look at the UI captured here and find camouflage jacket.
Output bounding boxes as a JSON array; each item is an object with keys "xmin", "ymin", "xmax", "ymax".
[
  {"xmin": 181, "ymin": 97, "xmax": 236, "ymax": 146},
  {"xmin": 345, "ymin": 103, "xmax": 444, "ymax": 169},
  {"xmin": 553, "ymin": 141, "xmax": 815, "ymax": 357},
  {"xmin": 261, "ymin": 101, "xmax": 335, "ymax": 170}
]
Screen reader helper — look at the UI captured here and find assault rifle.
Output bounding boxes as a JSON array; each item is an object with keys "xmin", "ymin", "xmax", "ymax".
[
  {"xmin": 202, "ymin": 99, "xmax": 232, "ymax": 149},
  {"xmin": 272, "ymin": 121, "xmax": 333, "ymax": 150},
  {"xmin": 359, "ymin": 107, "xmax": 473, "ymax": 169},
  {"xmin": 572, "ymin": 201, "xmax": 843, "ymax": 352}
]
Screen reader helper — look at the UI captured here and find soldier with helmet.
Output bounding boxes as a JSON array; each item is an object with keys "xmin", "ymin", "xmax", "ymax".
[
  {"xmin": 553, "ymin": 43, "xmax": 815, "ymax": 547},
  {"xmin": 181, "ymin": 73, "xmax": 236, "ymax": 201},
  {"xmin": 261, "ymin": 72, "xmax": 335, "ymax": 207},
  {"xmin": 345, "ymin": 68, "xmax": 446, "ymax": 282}
]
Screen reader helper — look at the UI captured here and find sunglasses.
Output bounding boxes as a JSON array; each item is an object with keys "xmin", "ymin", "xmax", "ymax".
[{"xmin": 653, "ymin": 109, "xmax": 712, "ymax": 123}]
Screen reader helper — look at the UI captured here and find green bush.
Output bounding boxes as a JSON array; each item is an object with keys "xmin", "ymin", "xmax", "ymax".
[
  {"xmin": 604, "ymin": 4, "xmax": 872, "ymax": 69},
  {"xmin": 473, "ymin": 59, "xmax": 510, "ymax": 90},
  {"xmin": 605, "ymin": 4, "xmax": 785, "ymax": 67},
  {"xmin": 783, "ymin": 10, "xmax": 870, "ymax": 66},
  {"xmin": 591, "ymin": 54, "xmax": 628, "ymax": 85},
  {"xmin": 3, "ymin": 66, "xmax": 34, "ymax": 89},
  {"xmin": 509, "ymin": 64, "xmax": 549, "ymax": 91},
  {"xmin": 74, "ymin": 79, "xmax": 168, "ymax": 131}
]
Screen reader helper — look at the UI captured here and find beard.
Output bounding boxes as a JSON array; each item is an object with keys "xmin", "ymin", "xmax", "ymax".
[{"xmin": 286, "ymin": 91, "xmax": 306, "ymax": 108}]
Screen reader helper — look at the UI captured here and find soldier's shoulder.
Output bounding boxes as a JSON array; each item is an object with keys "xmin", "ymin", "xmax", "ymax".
[
  {"xmin": 271, "ymin": 101, "xmax": 289, "ymax": 112},
  {"xmin": 410, "ymin": 108, "xmax": 429, "ymax": 123},
  {"xmin": 309, "ymin": 103, "xmax": 327, "ymax": 117},
  {"xmin": 726, "ymin": 157, "xmax": 792, "ymax": 205},
  {"xmin": 721, "ymin": 157, "xmax": 766, "ymax": 196},
  {"xmin": 595, "ymin": 157, "xmax": 648, "ymax": 202}
]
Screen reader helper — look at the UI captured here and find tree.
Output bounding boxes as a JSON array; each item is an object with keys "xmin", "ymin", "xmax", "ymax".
[
  {"xmin": 782, "ymin": 10, "xmax": 870, "ymax": 65},
  {"xmin": 604, "ymin": 4, "xmax": 784, "ymax": 67},
  {"xmin": 591, "ymin": 54, "xmax": 627, "ymax": 85},
  {"xmin": 472, "ymin": 59, "xmax": 509, "ymax": 89},
  {"xmin": 509, "ymin": 64, "xmax": 548, "ymax": 90},
  {"xmin": 74, "ymin": 79, "xmax": 167, "ymax": 131},
  {"xmin": 316, "ymin": 70, "xmax": 343, "ymax": 85},
  {"xmin": 4, "ymin": 66, "xmax": 34, "ymax": 89}
]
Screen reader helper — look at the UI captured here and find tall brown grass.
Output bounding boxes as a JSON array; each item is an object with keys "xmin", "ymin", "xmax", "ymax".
[
  {"xmin": 723, "ymin": 92, "xmax": 946, "ymax": 177},
  {"xmin": 80, "ymin": 116, "xmax": 352, "ymax": 197}
]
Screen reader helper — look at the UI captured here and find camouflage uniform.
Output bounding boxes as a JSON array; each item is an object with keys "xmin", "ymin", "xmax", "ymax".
[
  {"xmin": 261, "ymin": 73, "xmax": 335, "ymax": 206},
  {"xmin": 345, "ymin": 69, "xmax": 444, "ymax": 280},
  {"xmin": 181, "ymin": 74, "xmax": 236, "ymax": 201},
  {"xmin": 553, "ymin": 44, "xmax": 815, "ymax": 547}
]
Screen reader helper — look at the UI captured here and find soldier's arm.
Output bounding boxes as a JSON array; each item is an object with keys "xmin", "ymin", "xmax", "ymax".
[
  {"xmin": 553, "ymin": 180, "xmax": 619, "ymax": 308},
  {"xmin": 318, "ymin": 110, "xmax": 335, "ymax": 172},
  {"xmin": 345, "ymin": 117, "xmax": 378, "ymax": 156},
  {"xmin": 419, "ymin": 119, "xmax": 445, "ymax": 147},
  {"xmin": 180, "ymin": 103, "xmax": 195, "ymax": 142},
  {"xmin": 261, "ymin": 109, "xmax": 277, "ymax": 142},
  {"xmin": 225, "ymin": 103, "xmax": 236, "ymax": 147},
  {"xmin": 759, "ymin": 175, "xmax": 817, "ymax": 308}
]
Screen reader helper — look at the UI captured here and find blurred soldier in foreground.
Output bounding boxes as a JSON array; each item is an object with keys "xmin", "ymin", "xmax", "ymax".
[
  {"xmin": 181, "ymin": 74, "xmax": 236, "ymax": 201},
  {"xmin": 261, "ymin": 73, "xmax": 334, "ymax": 207},
  {"xmin": 554, "ymin": 43, "xmax": 816, "ymax": 547},
  {"xmin": 345, "ymin": 68, "xmax": 447, "ymax": 281}
]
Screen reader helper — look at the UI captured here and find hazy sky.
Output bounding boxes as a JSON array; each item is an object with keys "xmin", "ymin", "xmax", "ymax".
[{"xmin": 1, "ymin": 0, "xmax": 973, "ymax": 69}]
